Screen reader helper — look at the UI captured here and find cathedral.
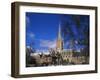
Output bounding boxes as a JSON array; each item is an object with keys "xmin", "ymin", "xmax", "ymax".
[
  {"xmin": 56, "ymin": 23, "xmax": 73, "ymax": 63},
  {"xmin": 56, "ymin": 23, "xmax": 88, "ymax": 64}
]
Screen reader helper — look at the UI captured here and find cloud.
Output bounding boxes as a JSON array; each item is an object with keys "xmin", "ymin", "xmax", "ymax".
[
  {"xmin": 26, "ymin": 16, "xmax": 30, "ymax": 27},
  {"xmin": 27, "ymin": 32, "xmax": 35, "ymax": 39},
  {"xmin": 30, "ymin": 33, "xmax": 35, "ymax": 38},
  {"xmin": 40, "ymin": 39, "xmax": 56, "ymax": 48},
  {"xmin": 26, "ymin": 16, "xmax": 30, "ymax": 24}
]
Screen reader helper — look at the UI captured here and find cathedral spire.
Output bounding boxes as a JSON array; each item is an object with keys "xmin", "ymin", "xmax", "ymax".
[
  {"xmin": 58, "ymin": 22, "xmax": 61, "ymax": 40},
  {"xmin": 56, "ymin": 22, "xmax": 63, "ymax": 51}
]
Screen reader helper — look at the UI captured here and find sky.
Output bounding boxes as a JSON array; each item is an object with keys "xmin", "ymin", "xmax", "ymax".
[{"xmin": 26, "ymin": 12, "xmax": 89, "ymax": 52}]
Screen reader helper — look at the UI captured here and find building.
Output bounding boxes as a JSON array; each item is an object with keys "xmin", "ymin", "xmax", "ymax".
[{"xmin": 56, "ymin": 23, "xmax": 88, "ymax": 65}]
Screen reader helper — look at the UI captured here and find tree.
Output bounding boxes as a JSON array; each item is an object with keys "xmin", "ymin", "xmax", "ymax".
[{"xmin": 26, "ymin": 45, "xmax": 36, "ymax": 67}]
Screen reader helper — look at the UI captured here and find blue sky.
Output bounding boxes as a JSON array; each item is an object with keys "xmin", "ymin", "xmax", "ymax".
[{"xmin": 26, "ymin": 12, "xmax": 89, "ymax": 51}]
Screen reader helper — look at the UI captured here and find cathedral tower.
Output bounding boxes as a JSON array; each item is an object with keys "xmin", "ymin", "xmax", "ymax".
[{"xmin": 56, "ymin": 23, "xmax": 63, "ymax": 51}]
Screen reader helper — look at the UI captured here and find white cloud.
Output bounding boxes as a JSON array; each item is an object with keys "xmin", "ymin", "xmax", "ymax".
[
  {"xmin": 40, "ymin": 39, "xmax": 56, "ymax": 48},
  {"xmin": 26, "ymin": 16, "xmax": 30, "ymax": 27},
  {"xmin": 30, "ymin": 33, "xmax": 35, "ymax": 38},
  {"xmin": 27, "ymin": 32, "xmax": 35, "ymax": 39},
  {"xmin": 26, "ymin": 16, "xmax": 30, "ymax": 24}
]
